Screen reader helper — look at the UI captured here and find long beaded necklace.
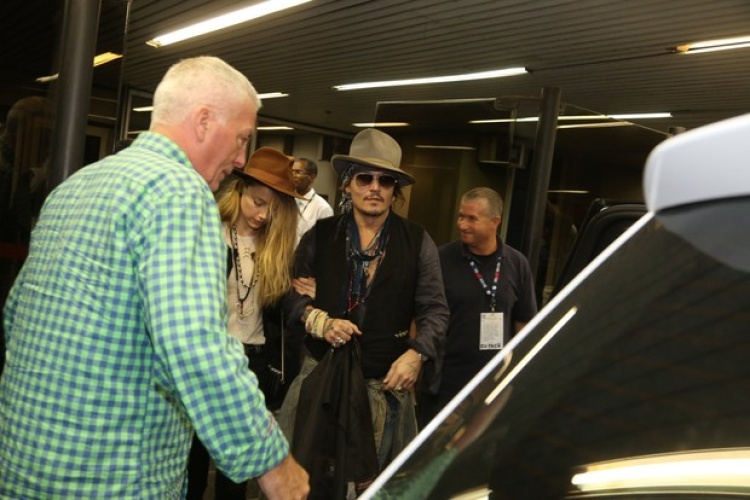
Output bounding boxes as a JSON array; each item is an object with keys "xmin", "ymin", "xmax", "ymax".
[{"xmin": 231, "ymin": 224, "xmax": 259, "ymax": 323}]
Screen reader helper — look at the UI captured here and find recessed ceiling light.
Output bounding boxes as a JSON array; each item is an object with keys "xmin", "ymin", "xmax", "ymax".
[
  {"xmin": 335, "ymin": 67, "xmax": 527, "ymax": 91},
  {"xmin": 146, "ymin": 0, "xmax": 312, "ymax": 47}
]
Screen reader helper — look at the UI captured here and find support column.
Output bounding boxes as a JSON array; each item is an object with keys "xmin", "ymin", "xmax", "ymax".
[
  {"xmin": 48, "ymin": 0, "xmax": 102, "ymax": 189},
  {"xmin": 521, "ymin": 87, "xmax": 561, "ymax": 276}
]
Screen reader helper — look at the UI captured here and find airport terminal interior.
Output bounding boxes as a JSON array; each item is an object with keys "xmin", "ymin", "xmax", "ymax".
[{"xmin": 2, "ymin": 1, "xmax": 750, "ymax": 498}]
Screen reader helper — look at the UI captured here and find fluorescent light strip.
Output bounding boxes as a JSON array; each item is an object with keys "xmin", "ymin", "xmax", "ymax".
[
  {"xmin": 558, "ymin": 122, "xmax": 634, "ymax": 129},
  {"xmin": 470, "ymin": 112, "xmax": 671, "ymax": 124},
  {"xmin": 36, "ymin": 52, "xmax": 123, "ymax": 83},
  {"xmin": 609, "ymin": 113, "xmax": 672, "ymax": 119},
  {"xmin": 146, "ymin": 0, "xmax": 312, "ymax": 47},
  {"xmin": 684, "ymin": 42, "xmax": 750, "ymax": 54},
  {"xmin": 353, "ymin": 122, "xmax": 410, "ymax": 128},
  {"xmin": 677, "ymin": 35, "xmax": 750, "ymax": 54},
  {"xmin": 549, "ymin": 189, "xmax": 589, "ymax": 194},
  {"xmin": 258, "ymin": 92, "xmax": 289, "ymax": 100},
  {"xmin": 334, "ymin": 67, "xmax": 527, "ymax": 91},
  {"xmin": 257, "ymin": 126, "xmax": 293, "ymax": 131}
]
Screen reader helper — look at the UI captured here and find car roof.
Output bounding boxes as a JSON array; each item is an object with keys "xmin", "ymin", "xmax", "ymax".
[{"xmin": 644, "ymin": 112, "xmax": 750, "ymax": 213}]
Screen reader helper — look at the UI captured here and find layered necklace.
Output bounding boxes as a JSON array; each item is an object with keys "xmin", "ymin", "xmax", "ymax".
[{"xmin": 230, "ymin": 224, "xmax": 259, "ymax": 325}]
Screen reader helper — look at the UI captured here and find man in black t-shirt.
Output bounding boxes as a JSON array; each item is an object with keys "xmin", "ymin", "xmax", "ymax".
[{"xmin": 432, "ymin": 187, "xmax": 537, "ymax": 418}]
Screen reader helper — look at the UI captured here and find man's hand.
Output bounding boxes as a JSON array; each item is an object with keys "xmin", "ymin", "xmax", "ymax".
[
  {"xmin": 292, "ymin": 277, "xmax": 317, "ymax": 299},
  {"xmin": 257, "ymin": 454, "xmax": 310, "ymax": 500},
  {"xmin": 382, "ymin": 349, "xmax": 422, "ymax": 392}
]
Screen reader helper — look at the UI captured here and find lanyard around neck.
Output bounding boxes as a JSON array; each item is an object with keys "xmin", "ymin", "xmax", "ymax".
[
  {"xmin": 468, "ymin": 254, "xmax": 502, "ymax": 312},
  {"xmin": 297, "ymin": 194, "xmax": 314, "ymax": 214}
]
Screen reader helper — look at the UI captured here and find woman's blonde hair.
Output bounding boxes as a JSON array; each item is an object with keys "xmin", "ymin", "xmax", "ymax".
[{"xmin": 216, "ymin": 175, "xmax": 298, "ymax": 308}]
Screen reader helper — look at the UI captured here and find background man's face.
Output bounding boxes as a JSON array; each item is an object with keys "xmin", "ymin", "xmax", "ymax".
[
  {"xmin": 457, "ymin": 198, "xmax": 500, "ymax": 249},
  {"xmin": 292, "ymin": 160, "xmax": 314, "ymax": 194}
]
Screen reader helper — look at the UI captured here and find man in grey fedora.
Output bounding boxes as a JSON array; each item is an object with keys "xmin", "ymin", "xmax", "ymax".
[{"xmin": 278, "ymin": 128, "xmax": 449, "ymax": 495}]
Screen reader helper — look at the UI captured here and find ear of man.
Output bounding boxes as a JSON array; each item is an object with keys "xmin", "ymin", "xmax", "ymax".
[{"xmin": 194, "ymin": 105, "xmax": 212, "ymax": 142}]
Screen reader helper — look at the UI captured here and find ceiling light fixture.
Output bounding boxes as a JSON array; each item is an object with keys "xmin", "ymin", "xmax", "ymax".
[
  {"xmin": 334, "ymin": 67, "xmax": 527, "ymax": 91},
  {"xmin": 676, "ymin": 35, "xmax": 750, "ymax": 54},
  {"xmin": 548, "ymin": 189, "xmax": 590, "ymax": 194},
  {"xmin": 608, "ymin": 112, "xmax": 672, "ymax": 119},
  {"xmin": 557, "ymin": 122, "xmax": 634, "ymax": 129},
  {"xmin": 258, "ymin": 92, "xmax": 289, "ymax": 100},
  {"xmin": 146, "ymin": 0, "xmax": 312, "ymax": 47},
  {"xmin": 470, "ymin": 112, "xmax": 671, "ymax": 124},
  {"xmin": 36, "ymin": 51, "xmax": 123, "ymax": 82},
  {"xmin": 257, "ymin": 126, "xmax": 293, "ymax": 131},
  {"xmin": 352, "ymin": 122, "xmax": 410, "ymax": 128}
]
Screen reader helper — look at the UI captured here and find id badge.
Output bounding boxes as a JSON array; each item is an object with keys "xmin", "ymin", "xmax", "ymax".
[{"xmin": 480, "ymin": 312, "xmax": 504, "ymax": 350}]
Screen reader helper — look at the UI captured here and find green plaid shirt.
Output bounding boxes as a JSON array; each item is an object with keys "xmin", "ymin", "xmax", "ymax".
[{"xmin": 0, "ymin": 132, "xmax": 288, "ymax": 498}]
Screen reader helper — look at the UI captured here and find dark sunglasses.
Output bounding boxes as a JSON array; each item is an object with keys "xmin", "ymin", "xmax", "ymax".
[{"xmin": 353, "ymin": 173, "xmax": 398, "ymax": 189}]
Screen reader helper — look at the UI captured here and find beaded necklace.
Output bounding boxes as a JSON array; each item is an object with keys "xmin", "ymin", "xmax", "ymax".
[{"xmin": 231, "ymin": 224, "xmax": 259, "ymax": 321}]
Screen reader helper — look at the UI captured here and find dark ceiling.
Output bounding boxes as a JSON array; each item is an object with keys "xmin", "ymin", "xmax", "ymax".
[{"xmin": 3, "ymin": 0, "xmax": 750, "ymax": 149}]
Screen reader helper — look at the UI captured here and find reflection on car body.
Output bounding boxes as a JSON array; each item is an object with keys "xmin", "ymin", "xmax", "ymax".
[{"xmin": 362, "ymin": 113, "xmax": 750, "ymax": 499}]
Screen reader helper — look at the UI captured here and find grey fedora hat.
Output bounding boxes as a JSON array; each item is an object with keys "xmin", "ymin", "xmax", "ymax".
[{"xmin": 331, "ymin": 128, "xmax": 415, "ymax": 186}]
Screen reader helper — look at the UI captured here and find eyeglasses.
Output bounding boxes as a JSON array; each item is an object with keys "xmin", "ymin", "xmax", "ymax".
[
  {"xmin": 353, "ymin": 172, "xmax": 398, "ymax": 189},
  {"xmin": 292, "ymin": 169, "xmax": 310, "ymax": 176}
]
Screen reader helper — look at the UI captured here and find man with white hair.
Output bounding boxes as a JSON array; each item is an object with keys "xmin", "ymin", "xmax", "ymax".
[{"xmin": 0, "ymin": 57, "xmax": 308, "ymax": 499}]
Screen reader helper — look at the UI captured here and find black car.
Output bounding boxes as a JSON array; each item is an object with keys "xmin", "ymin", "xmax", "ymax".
[{"xmin": 362, "ymin": 113, "xmax": 750, "ymax": 499}]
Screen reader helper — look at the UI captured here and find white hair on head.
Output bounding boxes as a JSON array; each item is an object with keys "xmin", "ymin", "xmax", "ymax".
[{"xmin": 151, "ymin": 56, "xmax": 261, "ymax": 127}]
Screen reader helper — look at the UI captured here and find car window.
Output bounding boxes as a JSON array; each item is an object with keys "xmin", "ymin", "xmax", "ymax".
[{"xmin": 366, "ymin": 199, "xmax": 750, "ymax": 499}]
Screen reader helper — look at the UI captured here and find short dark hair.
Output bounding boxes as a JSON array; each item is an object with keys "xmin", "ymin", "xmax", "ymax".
[
  {"xmin": 299, "ymin": 157, "xmax": 318, "ymax": 176},
  {"xmin": 462, "ymin": 187, "xmax": 504, "ymax": 217}
]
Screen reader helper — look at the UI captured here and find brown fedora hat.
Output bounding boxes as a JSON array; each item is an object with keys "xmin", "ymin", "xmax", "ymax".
[
  {"xmin": 233, "ymin": 147, "xmax": 303, "ymax": 199},
  {"xmin": 331, "ymin": 128, "xmax": 415, "ymax": 186}
]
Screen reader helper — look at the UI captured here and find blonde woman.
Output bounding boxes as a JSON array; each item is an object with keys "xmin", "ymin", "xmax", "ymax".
[{"xmin": 187, "ymin": 147, "xmax": 301, "ymax": 500}]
